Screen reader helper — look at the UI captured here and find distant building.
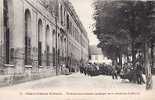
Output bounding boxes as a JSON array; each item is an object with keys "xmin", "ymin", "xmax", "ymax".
[{"xmin": 89, "ymin": 45, "xmax": 111, "ymax": 65}]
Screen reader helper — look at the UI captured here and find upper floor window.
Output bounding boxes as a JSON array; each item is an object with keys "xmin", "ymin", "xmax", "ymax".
[
  {"xmin": 60, "ymin": 5, "xmax": 63, "ymax": 25},
  {"xmin": 38, "ymin": 19, "xmax": 43, "ymax": 42},
  {"xmin": 46, "ymin": 25, "xmax": 50, "ymax": 47},
  {"xmin": 67, "ymin": 14, "xmax": 69, "ymax": 29}
]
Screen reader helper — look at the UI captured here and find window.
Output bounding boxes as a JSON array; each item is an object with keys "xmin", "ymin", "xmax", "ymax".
[
  {"xmin": 46, "ymin": 45, "xmax": 50, "ymax": 66},
  {"xmin": 69, "ymin": 22, "xmax": 72, "ymax": 34},
  {"xmin": 60, "ymin": 5, "xmax": 63, "ymax": 25},
  {"xmin": 67, "ymin": 14, "xmax": 69, "ymax": 29},
  {"xmin": 52, "ymin": 30, "xmax": 55, "ymax": 47},
  {"xmin": 53, "ymin": 47, "xmax": 56, "ymax": 66},
  {"xmin": 64, "ymin": 38, "xmax": 66, "ymax": 56},
  {"xmin": 38, "ymin": 41, "xmax": 42, "ymax": 66},
  {"xmin": 38, "ymin": 19, "xmax": 43, "ymax": 66},
  {"xmin": 46, "ymin": 25, "xmax": 50, "ymax": 66},
  {"xmin": 25, "ymin": 9, "xmax": 31, "ymax": 65},
  {"xmin": 4, "ymin": 0, "xmax": 10, "ymax": 64},
  {"xmin": 58, "ymin": 49, "xmax": 60, "ymax": 64}
]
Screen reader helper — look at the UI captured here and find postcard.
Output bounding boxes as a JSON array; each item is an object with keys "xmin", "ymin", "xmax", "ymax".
[{"xmin": 0, "ymin": 0, "xmax": 155, "ymax": 100}]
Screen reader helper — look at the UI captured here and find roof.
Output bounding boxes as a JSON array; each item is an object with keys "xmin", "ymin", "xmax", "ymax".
[{"xmin": 89, "ymin": 45, "xmax": 103, "ymax": 55}]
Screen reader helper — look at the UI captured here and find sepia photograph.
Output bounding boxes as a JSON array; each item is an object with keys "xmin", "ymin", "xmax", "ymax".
[{"xmin": 0, "ymin": 0, "xmax": 155, "ymax": 100}]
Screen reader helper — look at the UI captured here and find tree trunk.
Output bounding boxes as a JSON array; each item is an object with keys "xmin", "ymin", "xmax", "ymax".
[
  {"xmin": 126, "ymin": 47, "xmax": 130, "ymax": 65},
  {"xmin": 119, "ymin": 54, "xmax": 122, "ymax": 68},
  {"xmin": 131, "ymin": 41, "xmax": 136, "ymax": 68},
  {"xmin": 144, "ymin": 42, "xmax": 153, "ymax": 90},
  {"xmin": 112, "ymin": 57, "xmax": 116, "ymax": 66},
  {"xmin": 151, "ymin": 39, "xmax": 154, "ymax": 70},
  {"xmin": 119, "ymin": 47, "xmax": 122, "ymax": 68},
  {"xmin": 112, "ymin": 57, "xmax": 117, "ymax": 69}
]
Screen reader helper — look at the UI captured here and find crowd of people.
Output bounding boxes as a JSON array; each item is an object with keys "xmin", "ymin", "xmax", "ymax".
[
  {"xmin": 79, "ymin": 63, "xmax": 100, "ymax": 76},
  {"xmin": 79, "ymin": 63, "xmax": 112, "ymax": 76},
  {"xmin": 119, "ymin": 62, "xmax": 145, "ymax": 84},
  {"xmin": 79, "ymin": 62, "xmax": 145, "ymax": 85}
]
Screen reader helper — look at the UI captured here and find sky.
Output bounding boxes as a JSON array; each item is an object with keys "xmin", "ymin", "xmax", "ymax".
[{"xmin": 69, "ymin": 0, "xmax": 99, "ymax": 45}]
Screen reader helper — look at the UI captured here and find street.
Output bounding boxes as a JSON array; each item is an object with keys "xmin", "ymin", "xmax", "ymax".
[{"xmin": 0, "ymin": 73, "xmax": 155, "ymax": 100}]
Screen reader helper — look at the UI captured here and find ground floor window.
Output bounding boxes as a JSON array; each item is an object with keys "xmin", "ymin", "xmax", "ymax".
[
  {"xmin": 4, "ymin": 0, "xmax": 10, "ymax": 64},
  {"xmin": 46, "ymin": 45, "xmax": 50, "ymax": 66},
  {"xmin": 38, "ymin": 41, "xmax": 42, "ymax": 66},
  {"xmin": 25, "ymin": 36, "xmax": 31, "ymax": 65},
  {"xmin": 53, "ymin": 47, "xmax": 56, "ymax": 66}
]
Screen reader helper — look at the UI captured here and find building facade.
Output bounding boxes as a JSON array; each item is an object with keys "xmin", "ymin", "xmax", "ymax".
[
  {"xmin": 89, "ymin": 45, "xmax": 111, "ymax": 65},
  {"xmin": 0, "ymin": 0, "xmax": 89, "ymax": 77}
]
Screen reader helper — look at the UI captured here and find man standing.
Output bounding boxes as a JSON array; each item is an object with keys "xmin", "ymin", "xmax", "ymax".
[
  {"xmin": 112, "ymin": 65, "xmax": 117, "ymax": 79},
  {"xmin": 136, "ymin": 62, "xmax": 145, "ymax": 84}
]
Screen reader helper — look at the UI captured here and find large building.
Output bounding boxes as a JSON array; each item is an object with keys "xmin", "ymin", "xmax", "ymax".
[
  {"xmin": 89, "ymin": 45, "xmax": 111, "ymax": 65},
  {"xmin": 0, "ymin": 0, "xmax": 89, "ymax": 79}
]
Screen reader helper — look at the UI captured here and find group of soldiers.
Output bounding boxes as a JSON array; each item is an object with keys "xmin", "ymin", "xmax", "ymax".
[
  {"xmin": 79, "ymin": 62, "xmax": 145, "ymax": 85},
  {"xmin": 79, "ymin": 63, "xmax": 113, "ymax": 76},
  {"xmin": 79, "ymin": 63, "xmax": 100, "ymax": 76}
]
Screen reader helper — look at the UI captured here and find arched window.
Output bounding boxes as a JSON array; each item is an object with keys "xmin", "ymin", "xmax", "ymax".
[
  {"xmin": 46, "ymin": 25, "xmax": 50, "ymax": 66},
  {"xmin": 67, "ymin": 14, "xmax": 69, "ymax": 29},
  {"xmin": 46, "ymin": 25, "xmax": 50, "ymax": 46},
  {"xmin": 38, "ymin": 19, "xmax": 43, "ymax": 66},
  {"xmin": 60, "ymin": 5, "xmax": 63, "ymax": 25},
  {"xmin": 25, "ymin": 9, "xmax": 31, "ymax": 65}
]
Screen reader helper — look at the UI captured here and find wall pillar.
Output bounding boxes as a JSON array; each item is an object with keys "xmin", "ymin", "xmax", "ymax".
[
  {"xmin": 11, "ymin": 0, "xmax": 25, "ymax": 73},
  {"xmin": 0, "ymin": 0, "xmax": 4, "ymax": 69}
]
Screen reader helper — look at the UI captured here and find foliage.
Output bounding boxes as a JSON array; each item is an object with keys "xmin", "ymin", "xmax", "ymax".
[{"xmin": 93, "ymin": 0, "xmax": 155, "ymax": 60}]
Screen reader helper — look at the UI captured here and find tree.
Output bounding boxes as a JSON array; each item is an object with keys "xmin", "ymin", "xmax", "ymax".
[{"xmin": 93, "ymin": 0, "xmax": 155, "ymax": 89}]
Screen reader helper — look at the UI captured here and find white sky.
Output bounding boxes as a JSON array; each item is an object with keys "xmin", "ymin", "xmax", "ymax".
[{"xmin": 69, "ymin": 0, "xmax": 99, "ymax": 45}]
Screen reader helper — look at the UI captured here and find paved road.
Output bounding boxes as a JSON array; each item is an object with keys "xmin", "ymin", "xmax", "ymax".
[{"xmin": 0, "ymin": 73, "xmax": 155, "ymax": 100}]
